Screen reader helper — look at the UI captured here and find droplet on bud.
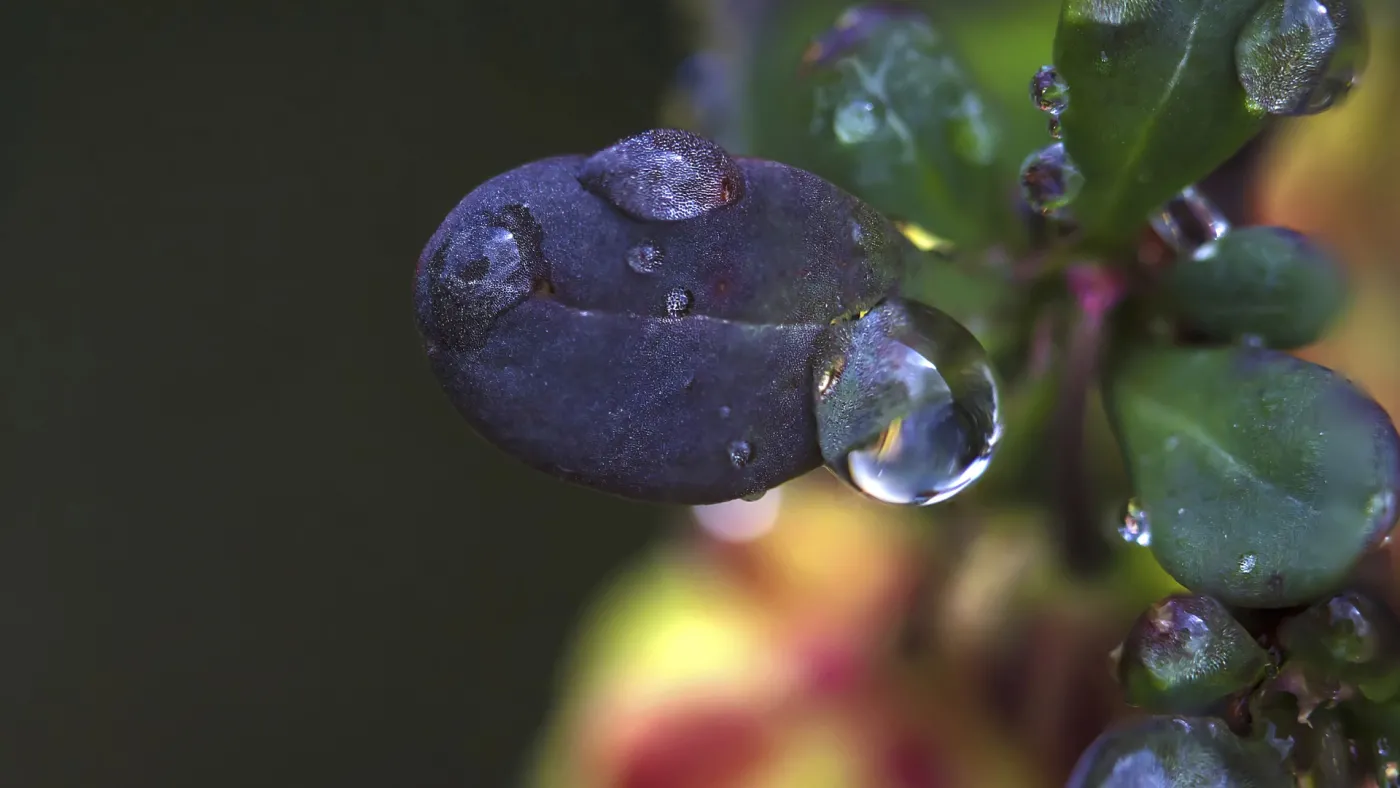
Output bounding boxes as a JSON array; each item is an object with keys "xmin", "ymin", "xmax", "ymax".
[
  {"xmin": 1019, "ymin": 142, "xmax": 1083, "ymax": 216},
  {"xmin": 577, "ymin": 128, "xmax": 745, "ymax": 222},
  {"xmin": 1120, "ymin": 498, "xmax": 1153, "ymax": 546},
  {"xmin": 1047, "ymin": 115, "xmax": 1062, "ymax": 140},
  {"xmin": 665, "ymin": 287, "xmax": 694, "ymax": 317},
  {"xmin": 1029, "ymin": 65, "xmax": 1069, "ymax": 114},
  {"xmin": 1236, "ymin": 0, "xmax": 1368, "ymax": 117},
  {"xmin": 814, "ymin": 298, "xmax": 1001, "ymax": 506},
  {"xmin": 626, "ymin": 240, "xmax": 664, "ymax": 274}
]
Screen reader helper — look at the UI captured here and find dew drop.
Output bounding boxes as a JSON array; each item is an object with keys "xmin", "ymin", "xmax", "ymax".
[
  {"xmin": 1236, "ymin": 0, "xmax": 1367, "ymax": 117},
  {"xmin": 665, "ymin": 287, "xmax": 694, "ymax": 317},
  {"xmin": 1120, "ymin": 498, "xmax": 1152, "ymax": 546},
  {"xmin": 626, "ymin": 240, "xmax": 664, "ymax": 274},
  {"xmin": 833, "ymin": 98, "xmax": 883, "ymax": 145},
  {"xmin": 814, "ymin": 298, "xmax": 1001, "ymax": 507},
  {"xmin": 576, "ymin": 128, "xmax": 745, "ymax": 222},
  {"xmin": 728, "ymin": 440, "xmax": 753, "ymax": 469},
  {"xmin": 1019, "ymin": 142, "xmax": 1084, "ymax": 216},
  {"xmin": 1239, "ymin": 553, "xmax": 1258, "ymax": 574},
  {"xmin": 1047, "ymin": 115, "xmax": 1062, "ymax": 140},
  {"xmin": 740, "ymin": 489, "xmax": 767, "ymax": 502},
  {"xmin": 1029, "ymin": 65, "xmax": 1069, "ymax": 114}
]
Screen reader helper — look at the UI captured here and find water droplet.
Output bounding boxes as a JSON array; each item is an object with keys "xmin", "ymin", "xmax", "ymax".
[
  {"xmin": 576, "ymin": 128, "xmax": 745, "ymax": 222},
  {"xmin": 1239, "ymin": 553, "xmax": 1258, "ymax": 574},
  {"xmin": 833, "ymin": 98, "xmax": 884, "ymax": 145},
  {"xmin": 1047, "ymin": 115, "xmax": 1062, "ymax": 140},
  {"xmin": 718, "ymin": 405, "xmax": 731, "ymax": 419},
  {"xmin": 626, "ymin": 240, "xmax": 664, "ymax": 274},
  {"xmin": 1019, "ymin": 142, "xmax": 1084, "ymax": 216},
  {"xmin": 1029, "ymin": 65, "xmax": 1069, "ymax": 114},
  {"xmin": 1236, "ymin": 0, "xmax": 1367, "ymax": 117},
  {"xmin": 740, "ymin": 489, "xmax": 766, "ymax": 502},
  {"xmin": 1151, "ymin": 185, "xmax": 1231, "ymax": 251},
  {"xmin": 665, "ymin": 287, "xmax": 694, "ymax": 317},
  {"xmin": 814, "ymin": 298, "xmax": 1001, "ymax": 507},
  {"xmin": 1120, "ymin": 499, "xmax": 1152, "ymax": 546},
  {"xmin": 728, "ymin": 440, "xmax": 753, "ymax": 468}
]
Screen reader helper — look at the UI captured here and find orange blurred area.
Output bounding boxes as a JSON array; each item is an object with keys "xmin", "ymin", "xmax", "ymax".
[{"xmin": 525, "ymin": 6, "xmax": 1400, "ymax": 787}]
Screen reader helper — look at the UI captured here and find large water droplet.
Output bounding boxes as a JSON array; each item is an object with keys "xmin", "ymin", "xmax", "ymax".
[
  {"xmin": 576, "ymin": 128, "xmax": 745, "ymax": 222},
  {"xmin": 834, "ymin": 97, "xmax": 884, "ymax": 144},
  {"xmin": 1029, "ymin": 65, "xmax": 1069, "ymax": 114},
  {"xmin": 1236, "ymin": 0, "xmax": 1368, "ymax": 117},
  {"xmin": 728, "ymin": 440, "xmax": 753, "ymax": 469},
  {"xmin": 665, "ymin": 287, "xmax": 693, "ymax": 317},
  {"xmin": 1120, "ymin": 499, "xmax": 1152, "ymax": 546},
  {"xmin": 814, "ymin": 298, "xmax": 1001, "ymax": 507},
  {"xmin": 626, "ymin": 240, "xmax": 664, "ymax": 274},
  {"xmin": 1019, "ymin": 142, "xmax": 1083, "ymax": 216}
]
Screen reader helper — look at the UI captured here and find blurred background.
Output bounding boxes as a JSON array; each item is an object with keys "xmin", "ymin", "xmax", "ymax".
[{"xmin": 3, "ymin": 0, "xmax": 1399, "ymax": 786}]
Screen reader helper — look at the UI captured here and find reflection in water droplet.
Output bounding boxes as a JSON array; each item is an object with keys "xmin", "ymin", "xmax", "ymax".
[
  {"xmin": 1239, "ymin": 553, "xmax": 1258, "ymax": 574},
  {"xmin": 665, "ymin": 287, "xmax": 693, "ymax": 317},
  {"xmin": 815, "ymin": 299, "xmax": 1001, "ymax": 507},
  {"xmin": 728, "ymin": 440, "xmax": 753, "ymax": 469},
  {"xmin": 1047, "ymin": 115, "xmax": 1062, "ymax": 140},
  {"xmin": 834, "ymin": 98, "xmax": 883, "ymax": 144},
  {"xmin": 626, "ymin": 240, "xmax": 664, "ymax": 274},
  {"xmin": 1120, "ymin": 499, "xmax": 1153, "ymax": 546},
  {"xmin": 1236, "ymin": 0, "xmax": 1368, "ymax": 117},
  {"xmin": 1029, "ymin": 65, "xmax": 1069, "ymax": 114},
  {"xmin": 1151, "ymin": 185, "xmax": 1231, "ymax": 252},
  {"xmin": 1019, "ymin": 142, "xmax": 1084, "ymax": 216}
]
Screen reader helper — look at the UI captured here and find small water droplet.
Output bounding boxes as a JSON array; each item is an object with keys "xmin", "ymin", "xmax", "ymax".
[
  {"xmin": 740, "ymin": 489, "xmax": 766, "ymax": 502},
  {"xmin": 665, "ymin": 287, "xmax": 694, "ymax": 317},
  {"xmin": 1151, "ymin": 186, "xmax": 1231, "ymax": 251},
  {"xmin": 834, "ymin": 98, "xmax": 883, "ymax": 145},
  {"xmin": 1120, "ymin": 499, "xmax": 1152, "ymax": 546},
  {"xmin": 1029, "ymin": 65, "xmax": 1069, "ymax": 114},
  {"xmin": 626, "ymin": 240, "xmax": 664, "ymax": 274},
  {"xmin": 1239, "ymin": 553, "xmax": 1258, "ymax": 574},
  {"xmin": 577, "ymin": 128, "xmax": 745, "ymax": 222},
  {"xmin": 815, "ymin": 299, "xmax": 1001, "ymax": 507},
  {"xmin": 1047, "ymin": 115, "xmax": 1062, "ymax": 140},
  {"xmin": 1236, "ymin": 0, "xmax": 1367, "ymax": 117},
  {"xmin": 728, "ymin": 440, "xmax": 753, "ymax": 468},
  {"xmin": 718, "ymin": 405, "xmax": 731, "ymax": 419},
  {"xmin": 1019, "ymin": 142, "xmax": 1084, "ymax": 216}
]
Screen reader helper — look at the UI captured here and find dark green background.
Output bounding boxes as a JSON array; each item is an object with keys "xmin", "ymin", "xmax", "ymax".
[{"xmin": 0, "ymin": 1, "xmax": 680, "ymax": 785}]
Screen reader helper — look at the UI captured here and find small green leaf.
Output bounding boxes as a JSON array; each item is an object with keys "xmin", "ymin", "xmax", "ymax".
[
  {"xmin": 1067, "ymin": 715, "xmax": 1289, "ymax": 787},
  {"xmin": 1161, "ymin": 226, "xmax": 1348, "ymax": 349},
  {"xmin": 1054, "ymin": 0, "xmax": 1266, "ymax": 247},
  {"xmin": 1104, "ymin": 345, "xmax": 1400, "ymax": 607},
  {"xmin": 1118, "ymin": 594, "xmax": 1269, "ymax": 713},
  {"xmin": 1279, "ymin": 590, "xmax": 1400, "ymax": 701}
]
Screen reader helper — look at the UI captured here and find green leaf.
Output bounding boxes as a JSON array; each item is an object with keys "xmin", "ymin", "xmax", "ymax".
[
  {"xmin": 1161, "ymin": 226, "xmax": 1348, "ymax": 349},
  {"xmin": 1118, "ymin": 594, "xmax": 1270, "ymax": 713},
  {"xmin": 743, "ymin": 3, "xmax": 1017, "ymax": 248},
  {"xmin": 1104, "ymin": 345, "xmax": 1400, "ymax": 607},
  {"xmin": 1067, "ymin": 715, "xmax": 1289, "ymax": 787},
  {"xmin": 1054, "ymin": 0, "xmax": 1267, "ymax": 247}
]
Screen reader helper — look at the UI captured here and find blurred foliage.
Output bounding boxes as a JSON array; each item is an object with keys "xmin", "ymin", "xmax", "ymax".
[{"xmin": 517, "ymin": 0, "xmax": 1400, "ymax": 785}]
